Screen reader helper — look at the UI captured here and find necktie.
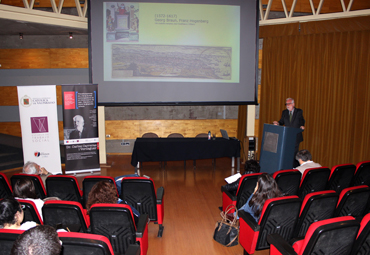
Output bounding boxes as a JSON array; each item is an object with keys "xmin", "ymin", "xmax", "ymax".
[{"xmin": 289, "ymin": 111, "xmax": 292, "ymax": 122}]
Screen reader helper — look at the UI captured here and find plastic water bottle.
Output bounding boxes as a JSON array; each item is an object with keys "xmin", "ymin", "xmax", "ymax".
[{"xmin": 208, "ymin": 131, "xmax": 211, "ymax": 140}]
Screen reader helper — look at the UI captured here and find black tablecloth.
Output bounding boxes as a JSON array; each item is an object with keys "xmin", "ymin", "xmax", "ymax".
[{"xmin": 131, "ymin": 137, "xmax": 241, "ymax": 167}]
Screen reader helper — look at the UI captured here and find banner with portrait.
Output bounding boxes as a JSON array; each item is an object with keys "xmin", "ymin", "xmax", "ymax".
[
  {"xmin": 17, "ymin": 85, "xmax": 62, "ymax": 174},
  {"xmin": 62, "ymin": 84, "xmax": 100, "ymax": 173}
]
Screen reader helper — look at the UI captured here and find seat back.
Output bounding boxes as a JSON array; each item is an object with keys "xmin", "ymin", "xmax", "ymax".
[
  {"xmin": 10, "ymin": 173, "xmax": 46, "ymax": 199},
  {"xmin": 0, "ymin": 172, "xmax": 13, "ymax": 199},
  {"xmin": 142, "ymin": 132, "xmax": 158, "ymax": 138},
  {"xmin": 18, "ymin": 199, "xmax": 43, "ymax": 225},
  {"xmin": 121, "ymin": 177, "xmax": 159, "ymax": 222},
  {"xmin": 293, "ymin": 190, "xmax": 338, "ymax": 238},
  {"xmin": 195, "ymin": 133, "xmax": 208, "ymax": 138},
  {"xmin": 351, "ymin": 213, "xmax": 370, "ymax": 255},
  {"xmin": 0, "ymin": 229, "xmax": 24, "ymax": 255},
  {"xmin": 273, "ymin": 169, "xmax": 301, "ymax": 196},
  {"xmin": 256, "ymin": 196, "xmax": 301, "ymax": 250},
  {"xmin": 327, "ymin": 163, "xmax": 356, "ymax": 193},
  {"xmin": 46, "ymin": 175, "xmax": 83, "ymax": 203},
  {"xmin": 82, "ymin": 176, "xmax": 117, "ymax": 207},
  {"xmin": 352, "ymin": 161, "xmax": 370, "ymax": 187},
  {"xmin": 58, "ymin": 232, "xmax": 115, "ymax": 255},
  {"xmin": 298, "ymin": 167, "xmax": 330, "ymax": 199},
  {"xmin": 167, "ymin": 133, "xmax": 184, "ymax": 138},
  {"xmin": 90, "ymin": 204, "xmax": 137, "ymax": 255},
  {"xmin": 335, "ymin": 185, "xmax": 370, "ymax": 218},
  {"xmin": 236, "ymin": 173, "xmax": 262, "ymax": 209},
  {"xmin": 293, "ymin": 216, "xmax": 359, "ymax": 255},
  {"xmin": 42, "ymin": 200, "xmax": 89, "ymax": 233}
]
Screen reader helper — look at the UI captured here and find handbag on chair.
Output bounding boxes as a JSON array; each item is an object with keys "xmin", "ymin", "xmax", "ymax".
[{"xmin": 213, "ymin": 204, "xmax": 239, "ymax": 247}]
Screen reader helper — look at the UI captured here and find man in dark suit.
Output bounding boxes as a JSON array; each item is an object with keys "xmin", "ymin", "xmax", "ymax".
[
  {"xmin": 69, "ymin": 115, "xmax": 91, "ymax": 139},
  {"xmin": 273, "ymin": 98, "xmax": 305, "ymax": 167}
]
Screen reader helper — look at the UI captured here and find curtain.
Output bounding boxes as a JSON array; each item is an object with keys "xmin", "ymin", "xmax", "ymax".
[{"xmin": 259, "ymin": 22, "xmax": 370, "ymax": 168}]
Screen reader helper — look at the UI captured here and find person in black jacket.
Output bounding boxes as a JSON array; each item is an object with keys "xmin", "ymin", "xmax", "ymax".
[
  {"xmin": 273, "ymin": 97, "xmax": 305, "ymax": 167},
  {"xmin": 222, "ymin": 160, "xmax": 261, "ymax": 194}
]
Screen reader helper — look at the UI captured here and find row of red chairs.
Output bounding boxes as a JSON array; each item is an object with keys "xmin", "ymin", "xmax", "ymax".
[
  {"xmin": 0, "ymin": 206, "xmax": 144, "ymax": 255},
  {"xmin": 0, "ymin": 174, "xmax": 164, "ymax": 238},
  {"xmin": 239, "ymin": 194, "xmax": 370, "ymax": 255},
  {"xmin": 222, "ymin": 160, "xmax": 370, "ymax": 212}
]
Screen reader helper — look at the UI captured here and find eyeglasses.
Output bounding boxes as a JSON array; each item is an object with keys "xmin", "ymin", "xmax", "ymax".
[
  {"xmin": 20, "ymin": 205, "xmax": 26, "ymax": 210},
  {"xmin": 285, "ymin": 103, "xmax": 293, "ymax": 105}
]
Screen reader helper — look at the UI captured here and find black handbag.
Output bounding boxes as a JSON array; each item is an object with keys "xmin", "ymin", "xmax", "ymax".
[{"xmin": 213, "ymin": 204, "xmax": 239, "ymax": 247}]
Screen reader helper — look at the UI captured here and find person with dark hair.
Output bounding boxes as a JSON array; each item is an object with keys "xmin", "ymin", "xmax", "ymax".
[
  {"xmin": 13, "ymin": 178, "xmax": 44, "ymax": 220},
  {"xmin": 11, "ymin": 225, "xmax": 62, "ymax": 255},
  {"xmin": 0, "ymin": 198, "xmax": 37, "ymax": 230},
  {"xmin": 273, "ymin": 98, "xmax": 305, "ymax": 167},
  {"xmin": 295, "ymin": 149, "xmax": 322, "ymax": 175},
  {"xmin": 86, "ymin": 181, "xmax": 140, "ymax": 223},
  {"xmin": 238, "ymin": 173, "xmax": 282, "ymax": 222},
  {"xmin": 22, "ymin": 161, "xmax": 52, "ymax": 186},
  {"xmin": 222, "ymin": 160, "xmax": 261, "ymax": 194}
]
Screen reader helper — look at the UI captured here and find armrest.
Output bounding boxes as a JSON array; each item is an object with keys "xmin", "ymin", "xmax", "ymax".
[
  {"xmin": 221, "ymin": 188, "xmax": 237, "ymax": 201},
  {"xmin": 136, "ymin": 213, "xmax": 149, "ymax": 238},
  {"xmin": 239, "ymin": 210, "xmax": 259, "ymax": 231},
  {"xmin": 157, "ymin": 187, "xmax": 164, "ymax": 204},
  {"xmin": 267, "ymin": 234, "xmax": 297, "ymax": 255},
  {"xmin": 126, "ymin": 244, "xmax": 141, "ymax": 255}
]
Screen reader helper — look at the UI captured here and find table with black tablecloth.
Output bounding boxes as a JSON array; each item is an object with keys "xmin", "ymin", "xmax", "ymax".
[{"xmin": 131, "ymin": 137, "xmax": 241, "ymax": 171}]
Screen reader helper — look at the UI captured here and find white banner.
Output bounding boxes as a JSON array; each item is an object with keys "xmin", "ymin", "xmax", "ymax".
[{"xmin": 17, "ymin": 85, "xmax": 62, "ymax": 174}]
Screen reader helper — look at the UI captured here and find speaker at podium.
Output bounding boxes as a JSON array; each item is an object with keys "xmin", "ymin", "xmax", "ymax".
[{"xmin": 259, "ymin": 124, "xmax": 303, "ymax": 174}]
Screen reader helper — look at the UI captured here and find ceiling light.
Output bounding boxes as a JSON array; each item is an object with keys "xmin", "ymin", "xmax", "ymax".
[
  {"xmin": 19, "ymin": 33, "xmax": 23, "ymax": 39},
  {"xmin": 69, "ymin": 32, "xmax": 73, "ymax": 39}
]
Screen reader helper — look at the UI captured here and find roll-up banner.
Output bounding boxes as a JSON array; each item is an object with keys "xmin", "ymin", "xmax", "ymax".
[
  {"xmin": 62, "ymin": 84, "xmax": 100, "ymax": 174},
  {"xmin": 17, "ymin": 85, "xmax": 62, "ymax": 174}
]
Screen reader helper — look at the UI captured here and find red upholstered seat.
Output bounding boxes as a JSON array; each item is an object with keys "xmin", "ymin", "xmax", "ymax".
[
  {"xmin": 298, "ymin": 167, "xmax": 330, "ymax": 199},
  {"xmin": 327, "ymin": 163, "xmax": 356, "ymax": 193},
  {"xmin": 0, "ymin": 172, "xmax": 12, "ymax": 199},
  {"xmin": 273, "ymin": 169, "xmax": 301, "ymax": 196},
  {"xmin": 18, "ymin": 199, "xmax": 43, "ymax": 225},
  {"xmin": 221, "ymin": 172, "xmax": 263, "ymax": 213},
  {"xmin": 268, "ymin": 216, "xmax": 359, "ymax": 255},
  {"xmin": 334, "ymin": 185, "xmax": 370, "ymax": 218},
  {"xmin": 121, "ymin": 176, "xmax": 164, "ymax": 237},
  {"xmin": 42, "ymin": 200, "xmax": 90, "ymax": 232},
  {"xmin": 90, "ymin": 203, "xmax": 148, "ymax": 255},
  {"xmin": 45, "ymin": 175, "xmax": 83, "ymax": 203},
  {"xmin": 352, "ymin": 160, "xmax": 370, "ymax": 187},
  {"xmin": 239, "ymin": 195, "xmax": 301, "ymax": 255},
  {"xmin": 293, "ymin": 190, "xmax": 338, "ymax": 238}
]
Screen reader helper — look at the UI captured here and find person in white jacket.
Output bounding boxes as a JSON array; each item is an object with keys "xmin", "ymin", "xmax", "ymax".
[{"xmin": 295, "ymin": 149, "xmax": 322, "ymax": 175}]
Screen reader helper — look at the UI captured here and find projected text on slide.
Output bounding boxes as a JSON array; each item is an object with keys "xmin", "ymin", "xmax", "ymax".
[
  {"xmin": 111, "ymin": 45, "xmax": 232, "ymax": 80},
  {"xmin": 103, "ymin": 2, "xmax": 240, "ymax": 83}
]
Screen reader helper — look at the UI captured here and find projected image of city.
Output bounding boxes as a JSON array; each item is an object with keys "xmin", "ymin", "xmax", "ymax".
[{"xmin": 111, "ymin": 44, "xmax": 232, "ymax": 80}]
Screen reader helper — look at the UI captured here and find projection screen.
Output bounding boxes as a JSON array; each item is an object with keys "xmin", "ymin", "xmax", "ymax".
[{"xmin": 89, "ymin": 0, "xmax": 259, "ymax": 105}]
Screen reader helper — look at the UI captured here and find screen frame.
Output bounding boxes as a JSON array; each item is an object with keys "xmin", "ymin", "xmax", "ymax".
[{"xmin": 89, "ymin": 0, "xmax": 259, "ymax": 106}]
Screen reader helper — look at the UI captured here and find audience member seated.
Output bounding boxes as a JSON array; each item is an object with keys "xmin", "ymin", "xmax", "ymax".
[
  {"xmin": 222, "ymin": 160, "xmax": 260, "ymax": 194},
  {"xmin": 23, "ymin": 161, "xmax": 52, "ymax": 186},
  {"xmin": 86, "ymin": 181, "xmax": 140, "ymax": 224},
  {"xmin": 295, "ymin": 149, "xmax": 322, "ymax": 175},
  {"xmin": 11, "ymin": 225, "xmax": 61, "ymax": 255},
  {"xmin": 13, "ymin": 178, "xmax": 44, "ymax": 220},
  {"xmin": 237, "ymin": 173, "xmax": 282, "ymax": 222},
  {"xmin": 0, "ymin": 198, "xmax": 38, "ymax": 230}
]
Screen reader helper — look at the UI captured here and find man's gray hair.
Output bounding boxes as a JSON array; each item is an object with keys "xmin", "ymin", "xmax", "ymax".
[
  {"xmin": 286, "ymin": 98, "xmax": 295, "ymax": 104},
  {"xmin": 23, "ymin": 161, "xmax": 37, "ymax": 175}
]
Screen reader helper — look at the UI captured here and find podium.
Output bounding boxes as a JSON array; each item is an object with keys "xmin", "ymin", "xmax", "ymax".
[{"xmin": 259, "ymin": 124, "xmax": 303, "ymax": 174}]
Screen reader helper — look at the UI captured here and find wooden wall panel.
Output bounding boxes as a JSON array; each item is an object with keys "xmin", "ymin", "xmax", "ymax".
[
  {"xmin": 0, "ymin": 122, "xmax": 21, "ymax": 137},
  {"xmin": 2, "ymin": 0, "xmax": 83, "ymax": 8},
  {"xmin": 0, "ymin": 86, "xmax": 62, "ymax": 106},
  {"xmin": 49, "ymin": 49, "xmax": 89, "ymax": 69},
  {"xmin": 105, "ymin": 119, "xmax": 238, "ymax": 140},
  {"xmin": 0, "ymin": 49, "xmax": 88, "ymax": 69}
]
